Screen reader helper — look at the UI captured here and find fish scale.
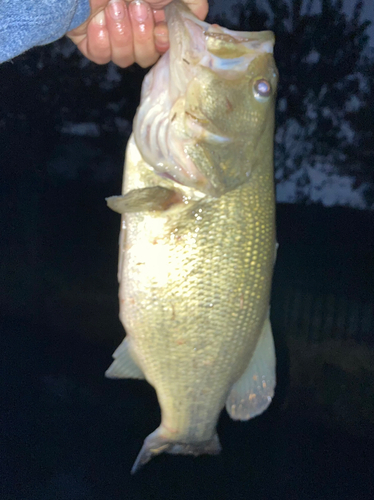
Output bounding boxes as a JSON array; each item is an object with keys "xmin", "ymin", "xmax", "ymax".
[{"xmin": 113, "ymin": 136, "xmax": 275, "ymax": 451}]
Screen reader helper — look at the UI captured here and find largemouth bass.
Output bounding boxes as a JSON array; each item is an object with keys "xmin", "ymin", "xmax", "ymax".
[{"xmin": 106, "ymin": 0, "xmax": 278, "ymax": 473}]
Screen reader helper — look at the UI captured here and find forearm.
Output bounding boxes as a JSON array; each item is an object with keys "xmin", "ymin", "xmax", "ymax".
[{"xmin": 0, "ymin": 0, "xmax": 90, "ymax": 63}]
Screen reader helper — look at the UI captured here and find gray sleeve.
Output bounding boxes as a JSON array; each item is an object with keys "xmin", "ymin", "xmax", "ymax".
[{"xmin": 0, "ymin": 0, "xmax": 90, "ymax": 63}]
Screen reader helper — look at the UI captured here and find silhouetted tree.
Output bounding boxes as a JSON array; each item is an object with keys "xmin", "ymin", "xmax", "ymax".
[
  {"xmin": 344, "ymin": 55, "xmax": 374, "ymax": 206},
  {"xmin": 1, "ymin": 0, "xmax": 373, "ymax": 208},
  {"xmin": 214, "ymin": 0, "xmax": 373, "ymax": 206}
]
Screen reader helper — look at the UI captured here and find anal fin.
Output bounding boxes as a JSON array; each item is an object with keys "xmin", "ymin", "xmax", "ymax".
[
  {"xmin": 105, "ymin": 338, "xmax": 145, "ymax": 379},
  {"xmin": 226, "ymin": 316, "xmax": 276, "ymax": 420}
]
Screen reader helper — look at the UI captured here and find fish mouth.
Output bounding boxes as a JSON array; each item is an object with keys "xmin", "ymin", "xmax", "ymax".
[
  {"xmin": 166, "ymin": 0, "xmax": 275, "ymax": 76},
  {"xmin": 133, "ymin": 0, "xmax": 276, "ymax": 196}
]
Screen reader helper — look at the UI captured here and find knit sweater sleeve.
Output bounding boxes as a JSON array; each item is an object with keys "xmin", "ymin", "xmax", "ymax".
[{"xmin": 0, "ymin": 0, "xmax": 90, "ymax": 63}]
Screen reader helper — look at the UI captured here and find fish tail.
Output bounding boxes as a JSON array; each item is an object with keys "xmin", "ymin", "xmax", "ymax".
[{"xmin": 131, "ymin": 426, "xmax": 221, "ymax": 474}]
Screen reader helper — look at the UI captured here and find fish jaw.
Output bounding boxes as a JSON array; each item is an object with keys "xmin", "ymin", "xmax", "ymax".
[{"xmin": 133, "ymin": 1, "xmax": 278, "ymax": 196}]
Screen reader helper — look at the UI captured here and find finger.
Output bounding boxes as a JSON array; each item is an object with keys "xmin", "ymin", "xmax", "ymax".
[
  {"xmin": 90, "ymin": 0, "xmax": 109, "ymax": 11},
  {"xmin": 185, "ymin": 0, "xmax": 209, "ymax": 20},
  {"xmin": 106, "ymin": 0, "xmax": 135, "ymax": 67},
  {"xmin": 67, "ymin": 0, "xmax": 110, "ymax": 38},
  {"xmin": 152, "ymin": 8, "xmax": 165, "ymax": 24},
  {"xmin": 129, "ymin": 0, "xmax": 159, "ymax": 68},
  {"xmin": 67, "ymin": 31, "xmax": 86, "ymax": 47},
  {"xmin": 154, "ymin": 21, "xmax": 169, "ymax": 54},
  {"xmin": 86, "ymin": 10, "xmax": 112, "ymax": 64}
]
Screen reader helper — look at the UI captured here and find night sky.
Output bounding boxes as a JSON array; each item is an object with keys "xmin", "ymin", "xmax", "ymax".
[{"xmin": 211, "ymin": 0, "xmax": 374, "ymax": 47}]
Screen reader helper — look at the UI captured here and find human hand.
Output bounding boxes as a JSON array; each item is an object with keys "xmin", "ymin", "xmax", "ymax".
[{"xmin": 67, "ymin": 0, "xmax": 209, "ymax": 68}]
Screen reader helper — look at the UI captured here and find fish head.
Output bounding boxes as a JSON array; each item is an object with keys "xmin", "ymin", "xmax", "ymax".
[{"xmin": 134, "ymin": 0, "xmax": 278, "ymax": 196}]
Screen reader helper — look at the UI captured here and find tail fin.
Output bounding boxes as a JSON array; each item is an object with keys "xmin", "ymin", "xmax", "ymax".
[{"xmin": 131, "ymin": 427, "xmax": 221, "ymax": 474}]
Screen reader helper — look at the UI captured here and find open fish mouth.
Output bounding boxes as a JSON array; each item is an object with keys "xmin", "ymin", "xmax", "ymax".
[
  {"xmin": 133, "ymin": 0, "xmax": 277, "ymax": 196},
  {"xmin": 166, "ymin": 2, "xmax": 275, "ymax": 76}
]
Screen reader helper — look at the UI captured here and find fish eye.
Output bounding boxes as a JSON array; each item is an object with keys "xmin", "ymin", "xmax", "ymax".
[{"xmin": 253, "ymin": 78, "xmax": 272, "ymax": 100}]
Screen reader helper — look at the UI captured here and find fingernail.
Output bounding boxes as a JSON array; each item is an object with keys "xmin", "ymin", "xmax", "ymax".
[
  {"xmin": 155, "ymin": 33, "xmax": 168, "ymax": 47},
  {"xmin": 155, "ymin": 23, "xmax": 168, "ymax": 46},
  {"xmin": 109, "ymin": 0, "xmax": 125, "ymax": 21},
  {"xmin": 130, "ymin": 0, "xmax": 149, "ymax": 23},
  {"xmin": 93, "ymin": 10, "xmax": 106, "ymax": 26}
]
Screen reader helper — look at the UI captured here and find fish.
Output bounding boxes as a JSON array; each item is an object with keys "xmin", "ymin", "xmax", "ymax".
[{"xmin": 105, "ymin": 0, "xmax": 279, "ymax": 474}]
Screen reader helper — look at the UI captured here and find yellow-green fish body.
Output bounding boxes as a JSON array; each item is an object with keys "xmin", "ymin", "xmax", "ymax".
[{"xmin": 106, "ymin": 0, "xmax": 278, "ymax": 473}]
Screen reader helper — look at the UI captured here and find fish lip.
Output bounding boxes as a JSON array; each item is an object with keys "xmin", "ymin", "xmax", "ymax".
[
  {"xmin": 166, "ymin": 2, "xmax": 275, "ymax": 57},
  {"xmin": 204, "ymin": 28, "xmax": 275, "ymax": 46},
  {"xmin": 165, "ymin": 3, "xmax": 275, "ymax": 78},
  {"xmin": 166, "ymin": 2, "xmax": 274, "ymax": 45}
]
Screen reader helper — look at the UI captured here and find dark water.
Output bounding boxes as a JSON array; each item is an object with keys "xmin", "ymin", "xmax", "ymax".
[{"xmin": 2, "ymin": 311, "xmax": 374, "ymax": 500}]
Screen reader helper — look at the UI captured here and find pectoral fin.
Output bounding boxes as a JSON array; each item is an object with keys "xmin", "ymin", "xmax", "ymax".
[
  {"xmin": 106, "ymin": 186, "xmax": 181, "ymax": 213},
  {"xmin": 226, "ymin": 316, "xmax": 276, "ymax": 420},
  {"xmin": 105, "ymin": 339, "xmax": 145, "ymax": 379}
]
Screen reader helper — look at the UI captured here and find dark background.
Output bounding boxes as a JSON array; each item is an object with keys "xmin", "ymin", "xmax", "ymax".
[{"xmin": 1, "ymin": 1, "xmax": 374, "ymax": 499}]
